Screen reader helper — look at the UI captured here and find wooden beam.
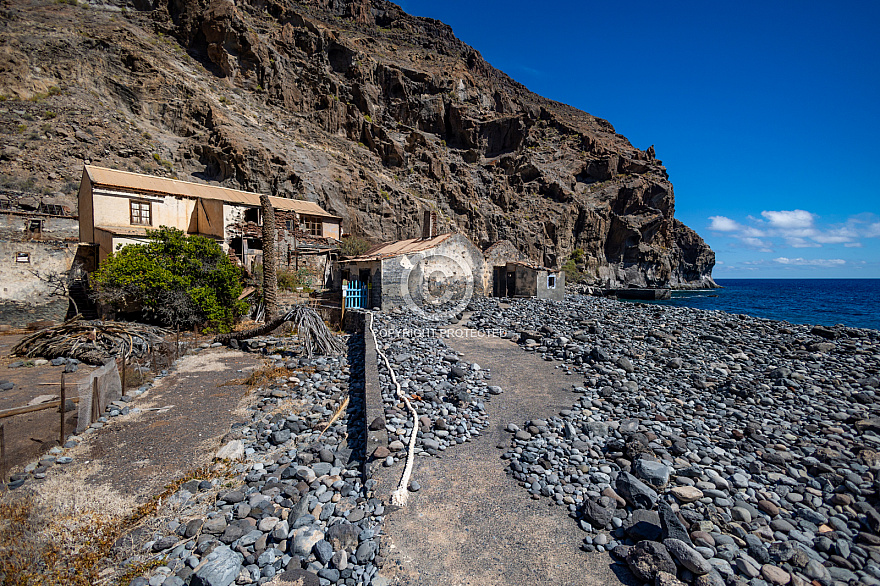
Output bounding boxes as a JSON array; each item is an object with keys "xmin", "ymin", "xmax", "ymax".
[{"xmin": 0, "ymin": 397, "xmax": 81, "ymax": 420}]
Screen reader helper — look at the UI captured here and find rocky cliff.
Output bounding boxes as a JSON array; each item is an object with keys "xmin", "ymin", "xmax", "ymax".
[{"xmin": 0, "ymin": 0, "xmax": 715, "ymax": 288}]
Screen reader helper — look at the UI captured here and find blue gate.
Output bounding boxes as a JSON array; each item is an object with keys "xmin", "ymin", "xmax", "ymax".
[{"xmin": 343, "ymin": 279, "xmax": 368, "ymax": 309}]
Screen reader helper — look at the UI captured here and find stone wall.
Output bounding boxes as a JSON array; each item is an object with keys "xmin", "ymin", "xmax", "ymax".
[
  {"xmin": 0, "ymin": 240, "xmax": 77, "ymax": 302},
  {"xmin": 378, "ymin": 233, "xmax": 485, "ymax": 311},
  {"xmin": 0, "ymin": 298, "xmax": 69, "ymax": 328}
]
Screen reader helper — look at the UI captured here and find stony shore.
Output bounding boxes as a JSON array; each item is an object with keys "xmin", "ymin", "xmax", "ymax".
[
  {"xmin": 9, "ymin": 293, "xmax": 880, "ymax": 586},
  {"xmin": 465, "ymin": 294, "xmax": 880, "ymax": 586},
  {"xmin": 124, "ymin": 335, "xmax": 391, "ymax": 586}
]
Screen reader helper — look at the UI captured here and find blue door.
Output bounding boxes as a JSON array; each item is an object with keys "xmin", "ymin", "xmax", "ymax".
[{"xmin": 344, "ymin": 279, "xmax": 368, "ymax": 309}]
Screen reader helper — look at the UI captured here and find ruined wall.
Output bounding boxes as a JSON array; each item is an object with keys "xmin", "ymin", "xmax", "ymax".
[
  {"xmin": 0, "ymin": 213, "xmax": 79, "ymax": 325},
  {"xmin": 483, "ymin": 240, "xmax": 528, "ymax": 295},
  {"xmin": 0, "ymin": 213, "xmax": 78, "ymax": 240},
  {"xmin": 378, "ymin": 233, "xmax": 485, "ymax": 311},
  {"xmin": 0, "ymin": 239, "xmax": 77, "ymax": 327},
  {"xmin": 514, "ymin": 265, "xmax": 538, "ymax": 298},
  {"xmin": 536, "ymin": 270, "xmax": 565, "ymax": 301}
]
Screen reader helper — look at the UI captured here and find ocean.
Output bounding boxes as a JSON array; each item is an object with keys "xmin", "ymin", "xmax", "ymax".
[{"xmin": 648, "ymin": 279, "xmax": 880, "ymax": 331}]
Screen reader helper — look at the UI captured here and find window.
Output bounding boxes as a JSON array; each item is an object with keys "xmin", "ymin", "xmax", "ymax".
[
  {"xmin": 130, "ymin": 200, "xmax": 151, "ymax": 225},
  {"xmin": 244, "ymin": 208, "xmax": 261, "ymax": 224},
  {"xmin": 303, "ymin": 216, "xmax": 322, "ymax": 237},
  {"xmin": 27, "ymin": 219, "xmax": 42, "ymax": 237},
  {"xmin": 547, "ymin": 274, "xmax": 557, "ymax": 289},
  {"xmin": 16, "ymin": 252, "xmax": 30, "ymax": 263}
]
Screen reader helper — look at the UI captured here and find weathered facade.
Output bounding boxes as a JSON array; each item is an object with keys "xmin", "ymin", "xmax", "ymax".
[
  {"xmin": 337, "ymin": 220, "xmax": 564, "ymax": 310},
  {"xmin": 338, "ymin": 232, "xmax": 487, "ymax": 311},
  {"xmin": 77, "ymin": 166, "xmax": 341, "ymax": 286},
  {"xmin": 507, "ymin": 261, "xmax": 565, "ymax": 301},
  {"xmin": 0, "ymin": 192, "xmax": 79, "ymax": 326}
]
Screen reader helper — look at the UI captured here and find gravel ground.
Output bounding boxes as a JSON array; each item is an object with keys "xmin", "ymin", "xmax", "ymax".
[
  {"xmin": 377, "ymin": 315, "xmax": 632, "ymax": 586},
  {"xmin": 127, "ymin": 333, "xmax": 392, "ymax": 586},
  {"xmin": 465, "ymin": 294, "xmax": 880, "ymax": 586}
]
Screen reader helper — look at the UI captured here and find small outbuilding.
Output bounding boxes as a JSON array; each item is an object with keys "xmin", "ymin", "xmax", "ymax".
[
  {"xmin": 502, "ymin": 261, "xmax": 565, "ymax": 300},
  {"xmin": 337, "ymin": 213, "xmax": 564, "ymax": 311},
  {"xmin": 338, "ymin": 212, "xmax": 486, "ymax": 311}
]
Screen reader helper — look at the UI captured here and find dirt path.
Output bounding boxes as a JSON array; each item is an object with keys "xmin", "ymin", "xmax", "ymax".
[
  {"xmin": 73, "ymin": 347, "xmax": 264, "ymax": 502},
  {"xmin": 380, "ymin": 324, "xmax": 634, "ymax": 586}
]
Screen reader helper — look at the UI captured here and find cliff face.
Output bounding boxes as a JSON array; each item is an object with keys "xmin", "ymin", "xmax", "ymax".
[{"xmin": 0, "ymin": 0, "xmax": 715, "ymax": 288}]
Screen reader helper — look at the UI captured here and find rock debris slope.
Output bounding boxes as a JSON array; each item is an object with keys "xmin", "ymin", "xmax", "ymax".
[{"xmin": 0, "ymin": 0, "xmax": 714, "ymax": 288}]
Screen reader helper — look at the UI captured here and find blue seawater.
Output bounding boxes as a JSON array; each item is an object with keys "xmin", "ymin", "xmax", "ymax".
[{"xmin": 652, "ymin": 279, "xmax": 880, "ymax": 331}]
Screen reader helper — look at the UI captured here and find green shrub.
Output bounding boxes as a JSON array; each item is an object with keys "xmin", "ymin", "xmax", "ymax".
[
  {"xmin": 277, "ymin": 268, "xmax": 313, "ymax": 291},
  {"xmin": 339, "ymin": 236, "xmax": 371, "ymax": 258},
  {"xmin": 91, "ymin": 227, "xmax": 247, "ymax": 332}
]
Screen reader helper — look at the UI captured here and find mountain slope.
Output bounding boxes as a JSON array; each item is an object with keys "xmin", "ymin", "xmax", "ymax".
[{"xmin": 0, "ymin": 0, "xmax": 715, "ymax": 288}]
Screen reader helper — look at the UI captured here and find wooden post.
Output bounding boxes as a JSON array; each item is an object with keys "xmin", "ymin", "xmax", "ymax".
[
  {"xmin": 59, "ymin": 372, "xmax": 66, "ymax": 445},
  {"xmin": 91, "ymin": 376, "xmax": 100, "ymax": 425},
  {"xmin": 0, "ymin": 423, "xmax": 6, "ymax": 484},
  {"xmin": 120, "ymin": 354, "xmax": 126, "ymax": 397},
  {"xmin": 341, "ymin": 279, "xmax": 347, "ymax": 325}
]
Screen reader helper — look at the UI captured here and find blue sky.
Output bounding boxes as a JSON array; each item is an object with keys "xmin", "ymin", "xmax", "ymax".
[{"xmin": 397, "ymin": 0, "xmax": 880, "ymax": 278}]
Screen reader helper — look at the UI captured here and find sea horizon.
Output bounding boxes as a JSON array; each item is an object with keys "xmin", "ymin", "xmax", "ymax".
[{"xmin": 657, "ymin": 278, "xmax": 880, "ymax": 331}]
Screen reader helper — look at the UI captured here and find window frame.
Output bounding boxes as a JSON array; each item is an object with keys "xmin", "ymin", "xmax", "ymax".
[
  {"xmin": 547, "ymin": 274, "xmax": 557, "ymax": 289},
  {"xmin": 303, "ymin": 216, "xmax": 322, "ymax": 237},
  {"xmin": 130, "ymin": 200, "xmax": 152, "ymax": 226}
]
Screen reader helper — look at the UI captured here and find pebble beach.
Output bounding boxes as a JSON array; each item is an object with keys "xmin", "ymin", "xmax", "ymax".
[{"xmin": 465, "ymin": 294, "xmax": 880, "ymax": 586}]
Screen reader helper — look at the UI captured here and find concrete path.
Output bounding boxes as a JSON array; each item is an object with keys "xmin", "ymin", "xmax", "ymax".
[{"xmin": 380, "ymin": 324, "xmax": 635, "ymax": 586}]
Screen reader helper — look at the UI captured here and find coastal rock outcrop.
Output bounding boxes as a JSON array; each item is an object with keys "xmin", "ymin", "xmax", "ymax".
[{"xmin": 0, "ymin": 0, "xmax": 715, "ymax": 287}]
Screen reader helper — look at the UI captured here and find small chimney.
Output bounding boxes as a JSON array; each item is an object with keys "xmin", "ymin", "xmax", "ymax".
[{"xmin": 422, "ymin": 210, "xmax": 437, "ymax": 239}]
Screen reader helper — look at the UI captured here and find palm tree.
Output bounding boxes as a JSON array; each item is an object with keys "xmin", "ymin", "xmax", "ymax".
[{"xmin": 260, "ymin": 193, "xmax": 278, "ymax": 321}]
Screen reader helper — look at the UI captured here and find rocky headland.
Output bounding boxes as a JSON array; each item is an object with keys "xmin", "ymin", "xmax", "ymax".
[{"xmin": 0, "ymin": 0, "xmax": 714, "ymax": 288}]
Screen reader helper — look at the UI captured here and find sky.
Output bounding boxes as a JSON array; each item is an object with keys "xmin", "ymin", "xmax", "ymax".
[{"xmin": 396, "ymin": 0, "xmax": 880, "ymax": 278}]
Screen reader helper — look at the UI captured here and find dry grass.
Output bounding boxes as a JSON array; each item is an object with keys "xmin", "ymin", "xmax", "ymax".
[
  {"xmin": 221, "ymin": 362, "xmax": 296, "ymax": 390},
  {"xmin": 0, "ymin": 461, "xmax": 235, "ymax": 585}
]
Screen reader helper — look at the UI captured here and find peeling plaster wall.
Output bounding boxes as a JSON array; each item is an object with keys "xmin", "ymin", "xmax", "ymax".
[
  {"xmin": 378, "ymin": 233, "xmax": 486, "ymax": 311},
  {"xmin": 0, "ymin": 213, "xmax": 78, "ymax": 241},
  {"xmin": 0, "ymin": 240, "xmax": 76, "ymax": 302},
  {"xmin": 91, "ymin": 190, "xmax": 197, "ymax": 232}
]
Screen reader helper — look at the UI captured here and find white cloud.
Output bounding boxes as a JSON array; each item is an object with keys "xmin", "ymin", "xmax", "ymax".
[
  {"xmin": 774, "ymin": 257, "xmax": 846, "ymax": 267},
  {"xmin": 761, "ymin": 209, "xmax": 816, "ymax": 230},
  {"xmin": 786, "ymin": 237, "xmax": 821, "ymax": 248},
  {"xmin": 708, "ymin": 210, "xmax": 880, "ymax": 249},
  {"xmin": 740, "ymin": 237, "xmax": 772, "ymax": 251},
  {"xmin": 708, "ymin": 216, "xmax": 741, "ymax": 232}
]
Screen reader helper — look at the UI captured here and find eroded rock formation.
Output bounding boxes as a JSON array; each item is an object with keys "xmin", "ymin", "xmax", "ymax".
[{"xmin": 0, "ymin": 0, "xmax": 715, "ymax": 288}]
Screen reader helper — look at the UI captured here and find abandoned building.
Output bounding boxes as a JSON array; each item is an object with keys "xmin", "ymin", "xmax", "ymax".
[
  {"xmin": 338, "ymin": 213, "xmax": 564, "ymax": 310},
  {"xmin": 77, "ymin": 166, "xmax": 342, "ymax": 288},
  {"xmin": 338, "ymin": 212, "xmax": 486, "ymax": 311},
  {"xmin": 496, "ymin": 260, "xmax": 565, "ymax": 300},
  {"xmin": 0, "ymin": 192, "xmax": 80, "ymax": 327}
]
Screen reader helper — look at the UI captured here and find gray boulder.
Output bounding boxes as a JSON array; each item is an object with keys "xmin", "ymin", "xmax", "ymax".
[
  {"xmin": 615, "ymin": 471, "xmax": 658, "ymax": 509},
  {"xmin": 190, "ymin": 545, "xmax": 241, "ymax": 586},
  {"xmin": 664, "ymin": 538, "xmax": 712, "ymax": 575},
  {"xmin": 626, "ymin": 540, "xmax": 676, "ymax": 582}
]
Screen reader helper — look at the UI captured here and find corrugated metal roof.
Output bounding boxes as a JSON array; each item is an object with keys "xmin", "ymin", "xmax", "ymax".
[
  {"xmin": 343, "ymin": 233, "xmax": 453, "ymax": 262},
  {"xmin": 85, "ymin": 165, "xmax": 341, "ymax": 220},
  {"xmin": 95, "ymin": 225, "xmax": 151, "ymax": 237}
]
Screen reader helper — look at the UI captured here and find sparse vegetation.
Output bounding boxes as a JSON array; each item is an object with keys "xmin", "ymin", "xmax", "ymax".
[
  {"xmin": 339, "ymin": 235, "xmax": 371, "ymax": 258},
  {"xmin": 152, "ymin": 153, "xmax": 173, "ymax": 170},
  {"xmin": 277, "ymin": 268, "xmax": 314, "ymax": 291}
]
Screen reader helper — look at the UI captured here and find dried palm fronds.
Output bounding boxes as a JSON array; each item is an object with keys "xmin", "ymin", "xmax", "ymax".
[
  {"xmin": 11, "ymin": 316, "xmax": 168, "ymax": 364},
  {"xmin": 214, "ymin": 306, "xmax": 343, "ymax": 357}
]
